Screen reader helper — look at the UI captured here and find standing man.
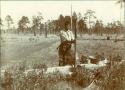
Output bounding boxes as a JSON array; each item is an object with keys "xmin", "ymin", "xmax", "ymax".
[{"xmin": 58, "ymin": 21, "xmax": 75, "ymax": 66}]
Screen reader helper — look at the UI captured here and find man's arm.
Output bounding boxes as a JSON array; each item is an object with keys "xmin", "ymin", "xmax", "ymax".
[
  {"xmin": 60, "ymin": 30, "xmax": 68, "ymax": 42},
  {"xmin": 69, "ymin": 30, "xmax": 75, "ymax": 41}
]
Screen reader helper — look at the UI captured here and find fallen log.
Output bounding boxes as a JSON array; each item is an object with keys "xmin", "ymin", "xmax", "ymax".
[{"xmin": 1, "ymin": 60, "xmax": 109, "ymax": 78}]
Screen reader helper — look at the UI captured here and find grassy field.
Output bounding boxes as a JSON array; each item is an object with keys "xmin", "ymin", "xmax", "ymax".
[
  {"xmin": 77, "ymin": 39, "xmax": 124, "ymax": 59},
  {"xmin": 0, "ymin": 33, "xmax": 125, "ymax": 90},
  {"xmin": 1, "ymin": 34, "xmax": 60, "ymax": 69},
  {"xmin": 1, "ymin": 33, "xmax": 125, "ymax": 68}
]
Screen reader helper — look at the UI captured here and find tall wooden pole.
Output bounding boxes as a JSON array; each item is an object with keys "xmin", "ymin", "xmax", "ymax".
[
  {"xmin": 71, "ymin": 4, "xmax": 76, "ymax": 67},
  {"xmin": 123, "ymin": 1, "xmax": 125, "ymax": 26},
  {"xmin": 71, "ymin": 5, "xmax": 73, "ymax": 31}
]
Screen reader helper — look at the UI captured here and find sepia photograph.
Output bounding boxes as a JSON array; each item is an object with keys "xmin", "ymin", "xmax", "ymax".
[{"xmin": 0, "ymin": 0, "xmax": 125, "ymax": 90}]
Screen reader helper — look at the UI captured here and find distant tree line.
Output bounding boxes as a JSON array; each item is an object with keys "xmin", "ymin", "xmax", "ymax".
[{"xmin": 0, "ymin": 10, "xmax": 124, "ymax": 37}]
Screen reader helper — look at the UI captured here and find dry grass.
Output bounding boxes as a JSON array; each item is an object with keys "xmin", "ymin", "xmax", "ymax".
[
  {"xmin": 94, "ymin": 62, "xmax": 125, "ymax": 90},
  {"xmin": 1, "ymin": 34, "xmax": 125, "ymax": 90},
  {"xmin": 1, "ymin": 60, "xmax": 125, "ymax": 90},
  {"xmin": 77, "ymin": 39, "xmax": 124, "ymax": 60}
]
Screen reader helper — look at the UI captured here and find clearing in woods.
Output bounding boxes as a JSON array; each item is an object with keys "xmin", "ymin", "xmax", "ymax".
[{"xmin": 1, "ymin": 33, "xmax": 124, "ymax": 69}]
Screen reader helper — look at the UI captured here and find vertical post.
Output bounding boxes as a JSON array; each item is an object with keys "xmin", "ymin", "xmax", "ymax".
[
  {"xmin": 71, "ymin": 4, "xmax": 76, "ymax": 67},
  {"xmin": 120, "ymin": 3, "xmax": 122, "ymax": 23},
  {"xmin": 45, "ymin": 22, "xmax": 47, "ymax": 38},
  {"xmin": 71, "ymin": 5, "xmax": 73, "ymax": 31},
  {"xmin": 123, "ymin": 0, "xmax": 125, "ymax": 58}
]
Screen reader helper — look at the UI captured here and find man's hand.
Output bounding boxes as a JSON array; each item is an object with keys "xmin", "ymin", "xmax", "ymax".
[
  {"xmin": 71, "ymin": 40, "xmax": 76, "ymax": 43},
  {"xmin": 65, "ymin": 40, "xmax": 75, "ymax": 43},
  {"xmin": 61, "ymin": 40, "xmax": 75, "ymax": 45}
]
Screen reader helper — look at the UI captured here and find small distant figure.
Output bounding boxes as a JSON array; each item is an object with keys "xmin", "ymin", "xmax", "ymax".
[
  {"xmin": 107, "ymin": 36, "xmax": 110, "ymax": 40},
  {"xmin": 57, "ymin": 21, "xmax": 75, "ymax": 66}
]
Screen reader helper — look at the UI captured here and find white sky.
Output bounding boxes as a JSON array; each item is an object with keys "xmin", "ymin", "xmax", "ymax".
[{"xmin": 1, "ymin": 1, "xmax": 124, "ymax": 28}]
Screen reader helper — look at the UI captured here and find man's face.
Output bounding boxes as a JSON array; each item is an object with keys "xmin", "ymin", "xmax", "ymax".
[{"xmin": 65, "ymin": 24, "xmax": 70, "ymax": 31}]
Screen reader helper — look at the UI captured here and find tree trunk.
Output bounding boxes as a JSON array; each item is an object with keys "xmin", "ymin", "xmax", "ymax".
[
  {"xmin": 34, "ymin": 29, "xmax": 36, "ymax": 36},
  {"xmin": 33, "ymin": 26, "xmax": 36, "ymax": 36},
  {"xmin": 39, "ymin": 29, "xmax": 42, "ymax": 36},
  {"xmin": 45, "ymin": 30, "xmax": 47, "ymax": 38},
  {"xmin": 7, "ymin": 21, "xmax": 10, "ymax": 32},
  {"xmin": 45, "ymin": 24, "xmax": 47, "ymax": 38},
  {"xmin": 88, "ymin": 16, "xmax": 91, "ymax": 35}
]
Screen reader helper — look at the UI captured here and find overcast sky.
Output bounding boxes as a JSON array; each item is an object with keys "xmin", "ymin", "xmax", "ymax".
[{"xmin": 1, "ymin": 0, "xmax": 124, "ymax": 28}]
